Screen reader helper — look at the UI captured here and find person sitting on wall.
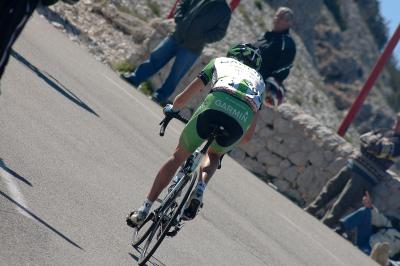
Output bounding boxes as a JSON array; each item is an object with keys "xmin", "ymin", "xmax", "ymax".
[
  {"xmin": 335, "ymin": 191, "xmax": 400, "ymax": 266},
  {"xmin": 304, "ymin": 113, "xmax": 400, "ymax": 229}
]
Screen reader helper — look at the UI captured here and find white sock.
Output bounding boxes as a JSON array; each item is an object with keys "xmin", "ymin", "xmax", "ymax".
[{"xmin": 138, "ymin": 199, "xmax": 153, "ymax": 213}]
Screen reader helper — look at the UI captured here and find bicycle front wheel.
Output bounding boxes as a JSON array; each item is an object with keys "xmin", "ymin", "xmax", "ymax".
[
  {"xmin": 138, "ymin": 172, "xmax": 197, "ymax": 266},
  {"xmin": 131, "ymin": 212, "xmax": 155, "ymax": 248}
]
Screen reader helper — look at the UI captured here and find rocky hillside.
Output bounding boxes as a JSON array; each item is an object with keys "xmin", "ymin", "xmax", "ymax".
[
  {"xmin": 37, "ymin": 0, "xmax": 400, "ymax": 215},
  {"xmin": 43, "ymin": 0, "xmax": 399, "ymax": 139}
]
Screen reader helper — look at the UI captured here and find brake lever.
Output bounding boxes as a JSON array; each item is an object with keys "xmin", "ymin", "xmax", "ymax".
[{"xmin": 159, "ymin": 116, "xmax": 172, "ymax": 136}]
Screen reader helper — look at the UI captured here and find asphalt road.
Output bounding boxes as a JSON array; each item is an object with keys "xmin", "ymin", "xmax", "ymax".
[{"xmin": 0, "ymin": 14, "xmax": 377, "ymax": 266}]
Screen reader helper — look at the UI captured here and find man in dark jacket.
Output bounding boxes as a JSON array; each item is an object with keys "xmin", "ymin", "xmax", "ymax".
[
  {"xmin": 121, "ymin": 0, "xmax": 231, "ymax": 105},
  {"xmin": 252, "ymin": 7, "xmax": 296, "ymax": 103},
  {"xmin": 0, "ymin": 0, "xmax": 78, "ymax": 94},
  {"xmin": 0, "ymin": 0, "xmax": 39, "ymax": 87},
  {"xmin": 305, "ymin": 113, "xmax": 400, "ymax": 229}
]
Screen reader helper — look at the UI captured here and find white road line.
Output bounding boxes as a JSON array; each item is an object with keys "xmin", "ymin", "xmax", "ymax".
[
  {"xmin": 0, "ymin": 167, "xmax": 32, "ymax": 219},
  {"xmin": 277, "ymin": 212, "xmax": 346, "ymax": 266},
  {"xmin": 102, "ymin": 74, "xmax": 181, "ymax": 134}
]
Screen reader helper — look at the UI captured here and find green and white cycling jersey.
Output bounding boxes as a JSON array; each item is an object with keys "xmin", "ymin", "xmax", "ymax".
[
  {"xmin": 198, "ymin": 57, "xmax": 266, "ymax": 112},
  {"xmin": 179, "ymin": 57, "xmax": 266, "ymax": 153}
]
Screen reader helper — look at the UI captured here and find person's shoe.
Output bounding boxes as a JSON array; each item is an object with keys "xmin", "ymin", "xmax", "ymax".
[
  {"xmin": 150, "ymin": 93, "xmax": 168, "ymax": 107},
  {"xmin": 126, "ymin": 209, "xmax": 148, "ymax": 228},
  {"xmin": 120, "ymin": 72, "xmax": 138, "ymax": 87},
  {"xmin": 370, "ymin": 242, "xmax": 390, "ymax": 266},
  {"xmin": 334, "ymin": 222, "xmax": 346, "ymax": 236},
  {"xmin": 182, "ymin": 189, "xmax": 203, "ymax": 220},
  {"xmin": 304, "ymin": 205, "xmax": 318, "ymax": 216}
]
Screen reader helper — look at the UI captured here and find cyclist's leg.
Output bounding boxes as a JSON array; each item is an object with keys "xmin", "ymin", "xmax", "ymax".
[
  {"xmin": 147, "ymin": 102, "xmax": 206, "ymax": 200},
  {"xmin": 184, "ymin": 106, "xmax": 252, "ymax": 219},
  {"xmin": 128, "ymin": 103, "xmax": 208, "ymax": 226},
  {"xmin": 146, "ymin": 144, "xmax": 191, "ymax": 202},
  {"xmin": 199, "ymin": 148, "xmax": 224, "ymax": 184},
  {"xmin": 127, "ymin": 143, "xmax": 192, "ymax": 226}
]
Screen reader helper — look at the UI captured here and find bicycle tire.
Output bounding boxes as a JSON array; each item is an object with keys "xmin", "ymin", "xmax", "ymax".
[
  {"xmin": 132, "ymin": 173, "xmax": 187, "ymax": 250},
  {"xmin": 138, "ymin": 172, "xmax": 197, "ymax": 266},
  {"xmin": 132, "ymin": 193, "xmax": 178, "ymax": 250},
  {"xmin": 131, "ymin": 212, "xmax": 155, "ymax": 248}
]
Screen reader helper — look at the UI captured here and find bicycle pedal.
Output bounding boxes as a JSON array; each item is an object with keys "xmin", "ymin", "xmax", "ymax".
[
  {"xmin": 166, "ymin": 223, "xmax": 183, "ymax": 237},
  {"xmin": 166, "ymin": 229, "xmax": 178, "ymax": 237}
]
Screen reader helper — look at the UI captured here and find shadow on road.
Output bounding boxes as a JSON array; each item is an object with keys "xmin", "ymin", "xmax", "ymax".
[
  {"xmin": 0, "ymin": 158, "xmax": 32, "ymax": 186},
  {"xmin": 0, "ymin": 190, "xmax": 84, "ymax": 250},
  {"xmin": 129, "ymin": 246, "xmax": 166, "ymax": 266},
  {"xmin": 10, "ymin": 50, "xmax": 99, "ymax": 117}
]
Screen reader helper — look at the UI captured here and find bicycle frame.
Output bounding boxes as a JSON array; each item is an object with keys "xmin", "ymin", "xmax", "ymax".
[{"xmin": 132, "ymin": 113, "xmax": 225, "ymax": 265}]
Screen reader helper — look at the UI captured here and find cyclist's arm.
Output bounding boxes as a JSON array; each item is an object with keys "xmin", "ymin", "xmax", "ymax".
[
  {"xmin": 172, "ymin": 77, "xmax": 205, "ymax": 109},
  {"xmin": 240, "ymin": 112, "xmax": 259, "ymax": 145}
]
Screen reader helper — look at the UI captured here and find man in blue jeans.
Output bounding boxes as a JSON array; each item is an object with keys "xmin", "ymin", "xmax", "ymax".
[
  {"xmin": 121, "ymin": 0, "xmax": 231, "ymax": 105},
  {"xmin": 337, "ymin": 191, "xmax": 400, "ymax": 265},
  {"xmin": 337, "ymin": 191, "xmax": 378, "ymax": 254}
]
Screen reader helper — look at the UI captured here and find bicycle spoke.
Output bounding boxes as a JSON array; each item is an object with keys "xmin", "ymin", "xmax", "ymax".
[{"xmin": 137, "ymin": 173, "xmax": 197, "ymax": 266}]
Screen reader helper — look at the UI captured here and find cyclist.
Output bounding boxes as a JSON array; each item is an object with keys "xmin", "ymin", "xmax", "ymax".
[{"xmin": 127, "ymin": 43, "xmax": 285, "ymax": 227}]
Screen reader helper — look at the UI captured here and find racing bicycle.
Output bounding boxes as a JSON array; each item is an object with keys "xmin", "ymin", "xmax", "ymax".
[{"xmin": 130, "ymin": 111, "xmax": 225, "ymax": 265}]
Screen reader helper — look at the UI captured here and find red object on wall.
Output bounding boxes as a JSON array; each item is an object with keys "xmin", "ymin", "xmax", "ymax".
[
  {"xmin": 337, "ymin": 23, "xmax": 400, "ymax": 136},
  {"xmin": 167, "ymin": 0, "xmax": 180, "ymax": 19},
  {"xmin": 229, "ymin": 0, "xmax": 241, "ymax": 11},
  {"xmin": 167, "ymin": 0, "xmax": 241, "ymax": 19}
]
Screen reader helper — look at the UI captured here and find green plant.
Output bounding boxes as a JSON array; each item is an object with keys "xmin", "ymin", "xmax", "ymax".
[
  {"xmin": 238, "ymin": 5, "xmax": 252, "ymax": 27},
  {"xmin": 343, "ymin": 134, "xmax": 353, "ymax": 144},
  {"xmin": 385, "ymin": 59, "xmax": 400, "ymax": 112},
  {"xmin": 147, "ymin": 1, "xmax": 161, "ymax": 17},
  {"xmin": 255, "ymin": 15, "xmax": 266, "ymax": 29},
  {"xmin": 290, "ymin": 95, "xmax": 303, "ymax": 106},
  {"xmin": 356, "ymin": 0, "xmax": 388, "ymax": 49},
  {"xmin": 112, "ymin": 60, "xmax": 136, "ymax": 73},
  {"xmin": 139, "ymin": 81, "xmax": 154, "ymax": 96},
  {"xmin": 323, "ymin": 0, "xmax": 347, "ymax": 31},
  {"xmin": 254, "ymin": 0, "xmax": 263, "ymax": 10},
  {"xmin": 114, "ymin": 4, "xmax": 132, "ymax": 14},
  {"xmin": 115, "ymin": 4, "xmax": 148, "ymax": 22},
  {"xmin": 312, "ymin": 95, "xmax": 319, "ymax": 105}
]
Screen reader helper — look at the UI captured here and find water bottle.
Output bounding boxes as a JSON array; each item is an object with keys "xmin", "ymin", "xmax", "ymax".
[
  {"xmin": 168, "ymin": 171, "xmax": 185, "ymax": 194},
  {"xmin": 172, "ymin": 171, "xmax": 185, "ymax": 185}
]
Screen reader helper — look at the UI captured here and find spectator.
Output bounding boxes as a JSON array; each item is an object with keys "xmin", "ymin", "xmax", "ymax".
[
  {"xmin": 305, "ymin": 113, "xmax": 400, "ymax": 228},
  {"xmin": 0, "ymin": 0, "xmax": 78, "ymax": 90},
  {"xmin": 336, "ymin": 191, "xmax": 400, "ymax": 266},
  {"xmin": 121, "ymin": 0, "xmax": 231, "ymax": 106},
  {"xmin": 251, "ymin": 6, "xmax": 296, "ymax": 94}
]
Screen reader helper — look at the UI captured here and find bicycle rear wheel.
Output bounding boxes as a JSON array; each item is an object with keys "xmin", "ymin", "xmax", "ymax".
[{"xmin": 138, "ymin": 172, "xmax": 197, "ymax": 266}]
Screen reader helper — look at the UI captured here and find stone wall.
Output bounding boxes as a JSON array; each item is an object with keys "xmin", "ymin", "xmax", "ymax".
[
  {"xmin": 45, "ymin": 1, "xmax": 400, "ymax": 219},
  {"xmin": 229, "ymin": 104, "xmax": 400, "ymax": 219},
  {"xmin": 137, "ymin": 19, "xmax": 400, "ymax": 218}
]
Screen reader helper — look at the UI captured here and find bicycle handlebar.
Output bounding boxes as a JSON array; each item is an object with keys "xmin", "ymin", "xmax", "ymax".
[{"xmin": 159, "ymin": 112, "xmax": 188, "ymax": 136}]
